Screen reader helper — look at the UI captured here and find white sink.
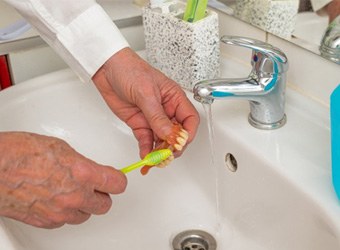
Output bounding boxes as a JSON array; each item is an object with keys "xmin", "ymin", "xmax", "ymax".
[{"xmin": 0, "ymin": 57, "xmax": 339, "ymax": 249}]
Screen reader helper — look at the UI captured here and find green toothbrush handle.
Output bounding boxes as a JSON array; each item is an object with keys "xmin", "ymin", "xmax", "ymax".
[
  {"xmin": 183, "ymin": 0, "xmax": 208, "ymax": 23},
  {"xmin": 120, "ymin": 160, "xmax": 147, "ymax": 174}
]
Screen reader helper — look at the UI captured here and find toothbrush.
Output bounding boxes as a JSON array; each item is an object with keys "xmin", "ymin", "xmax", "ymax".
[
  {"xmin": 120, "ymin": 149, "xmax": 173, "ymax": 174},
  {"xmin": 183, "ymin": 0, "xmax": 208, "ymax": 23}
]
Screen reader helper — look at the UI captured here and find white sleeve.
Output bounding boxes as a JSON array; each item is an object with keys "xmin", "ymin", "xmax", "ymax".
[{"xmin": 3, "ymin": 0, "xmax": 130, "ymax": 82}]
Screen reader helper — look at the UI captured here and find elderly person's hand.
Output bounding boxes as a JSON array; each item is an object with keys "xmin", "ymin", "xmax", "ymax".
[
  {"xmin": 92, "ymin": 48, "xmax": 200, "ymax": 158},
  {"xmin": 0, "ymin": 132, "xmax": 127, "ymax": 229}
]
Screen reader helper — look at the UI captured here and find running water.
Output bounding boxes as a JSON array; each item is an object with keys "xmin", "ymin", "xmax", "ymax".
[
  {"xmin": 203, "ymin": 103, "xmax": 215, "ymax": 162},
  {"xmin": 202, "ymin": 104, "xmax": 221, "ymax": 233}
]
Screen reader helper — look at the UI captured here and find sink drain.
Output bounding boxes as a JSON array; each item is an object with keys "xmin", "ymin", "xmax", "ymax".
[{"xmin": 172, "ymin": 230, "xmax": 217, "ymax": 250}]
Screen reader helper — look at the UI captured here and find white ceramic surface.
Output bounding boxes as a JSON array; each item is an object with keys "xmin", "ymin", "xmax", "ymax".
[{"xmin": 0, "ymin": 56, "xmax": 339, "ymax": 249}]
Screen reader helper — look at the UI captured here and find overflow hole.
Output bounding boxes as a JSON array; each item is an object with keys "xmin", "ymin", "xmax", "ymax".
[{"xmin": 225, "ymin": 153, "xmax": 238, "ymax": 172}]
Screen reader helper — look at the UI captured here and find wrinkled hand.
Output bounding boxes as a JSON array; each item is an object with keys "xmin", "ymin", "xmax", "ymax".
[
  {"xmin": 0, "ymin": 132, "xmax": 127, "ymax": 229},
  {"xmin": 92, "ymin": 48, "xmax": 200, "ymax": 158}
]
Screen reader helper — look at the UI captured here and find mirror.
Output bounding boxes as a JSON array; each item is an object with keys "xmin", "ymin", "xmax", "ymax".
[{"xmin": 208, "ymin": 0, "xmax": 340, "ymax": 65}]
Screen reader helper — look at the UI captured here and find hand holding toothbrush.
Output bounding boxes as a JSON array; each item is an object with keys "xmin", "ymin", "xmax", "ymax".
[{"xmin": 0, "ymin": 132, "xmax": 127, "ymax": 229}]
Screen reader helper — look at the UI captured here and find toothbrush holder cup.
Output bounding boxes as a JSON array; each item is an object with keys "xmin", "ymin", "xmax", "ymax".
[{"xmin": 142, "ymin": 2, "xmax": 220, "ymax": 91}]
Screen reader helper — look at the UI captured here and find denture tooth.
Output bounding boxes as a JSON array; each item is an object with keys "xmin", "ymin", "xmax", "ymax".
[
  {"xmin": 166, "ymin": 158, "xmax": 174, "ymax": 165},
  {"xmin": 157, "ymin": 158, "xmax": 171, "ymax": 168},
  {"xmin": 181, "ymin": 128, "xmax": 189, "ymax": 135},
  {"xmin": 176, "ymin": 137, "xmax": 186, "ymax": 146},
  {"xmin": 156, "ymin": 157, "xmax": 169, "ymax": 168},
  {"xmin": 179, "ymin": 130, "xmax": 189, "ymax": 140},
  {"xmin": 174, "ymin": 144, "xmax": 183, "ymax": 151},
  {"xmin": 156, "ymin": 162, "xmax": 164, "ymax": 168}
]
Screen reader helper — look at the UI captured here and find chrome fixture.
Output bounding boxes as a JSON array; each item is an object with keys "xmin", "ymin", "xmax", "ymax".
[
  {"xmin": 172, "ymin": 229, "xmax": 217, "ymax": 250},
  {"xmin": 320, "ymin": 16, "xmax": 340, "ymax": 64},
  {"xmin": 193, "ymin": 36, "xmax": 288, "ymax": 130}
]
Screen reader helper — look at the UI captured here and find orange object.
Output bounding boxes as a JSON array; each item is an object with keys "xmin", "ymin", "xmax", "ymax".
[{"xmin": 141, "ymin": 123, "xmax": 187, "ymax": 175}]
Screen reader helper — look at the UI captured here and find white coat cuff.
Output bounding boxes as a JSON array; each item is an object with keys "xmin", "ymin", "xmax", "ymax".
[{"xmin": 56, "ymin": 4, "xmax": 129, "ymax": 82}]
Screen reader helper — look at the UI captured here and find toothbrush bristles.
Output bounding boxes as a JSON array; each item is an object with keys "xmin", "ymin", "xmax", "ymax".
[{"xmin": 145, "ymin": 149, "xmax": 173, "ymax": 165}]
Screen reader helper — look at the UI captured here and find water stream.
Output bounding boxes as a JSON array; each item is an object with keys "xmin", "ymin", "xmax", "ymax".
[
  {"xmin": 203, "ymin": 103, "xmax": 215, "ymax": 162},
  {"xmin": 202, "ymin": 104, "xmax": 221, "ymax": 234}
]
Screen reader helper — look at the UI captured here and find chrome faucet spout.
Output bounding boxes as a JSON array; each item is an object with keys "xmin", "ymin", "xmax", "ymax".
[
  {"xmin": 194, "ymin": 76, "xmax": 262, "ymax": 102},
  {"xmin": 193, "ymin": 36, "xmax": 289, "ymax": 130}
]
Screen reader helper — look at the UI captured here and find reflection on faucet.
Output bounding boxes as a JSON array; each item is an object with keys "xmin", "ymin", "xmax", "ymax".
[
  {"xmin": 320, "ymin": 16, "xmax": 340, "ymax": 63},
  {"xmin": 305, "ymin": 0, "xmax": 340, "ymax": 62},
  {"xmin": 193, "ymin": 36, "xmax": 289, "ymax": 130}
]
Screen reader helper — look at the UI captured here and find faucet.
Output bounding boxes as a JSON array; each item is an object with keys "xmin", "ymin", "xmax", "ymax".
[{"xmin": 193, "ymin": 36, "xmax": 289, "ymax": 130}]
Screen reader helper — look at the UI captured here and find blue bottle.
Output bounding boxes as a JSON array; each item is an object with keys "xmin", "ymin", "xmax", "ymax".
[{"xmin": 331, "ymin": 84, "xmax": 340, "ymax": 199}]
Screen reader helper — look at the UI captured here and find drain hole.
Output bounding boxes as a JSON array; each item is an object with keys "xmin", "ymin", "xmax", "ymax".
[
  {"xmin": 172, "ymin": 230, "xmax": 217, "ymax": 250},
  {"xmin": 182, "ymin": 237, "xmax": 208, "ymax": 250},
  {"xmin": 225, "ymin": 153, "xmax": 237, "ymax": 172}
]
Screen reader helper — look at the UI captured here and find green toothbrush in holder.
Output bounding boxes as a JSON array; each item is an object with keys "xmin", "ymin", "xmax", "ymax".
[
  {"xmin": 143, "ymin": 0, "xmax": 220, "ymax": 90},
  {"xmin": 183, "ymin": 0, "xmax": 208, "ymax": 22}
]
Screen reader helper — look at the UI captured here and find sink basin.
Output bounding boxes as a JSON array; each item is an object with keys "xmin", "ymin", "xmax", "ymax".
[{"xmin": 0, "ymin": 56, "xmax": 339, "ymax": 249}]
